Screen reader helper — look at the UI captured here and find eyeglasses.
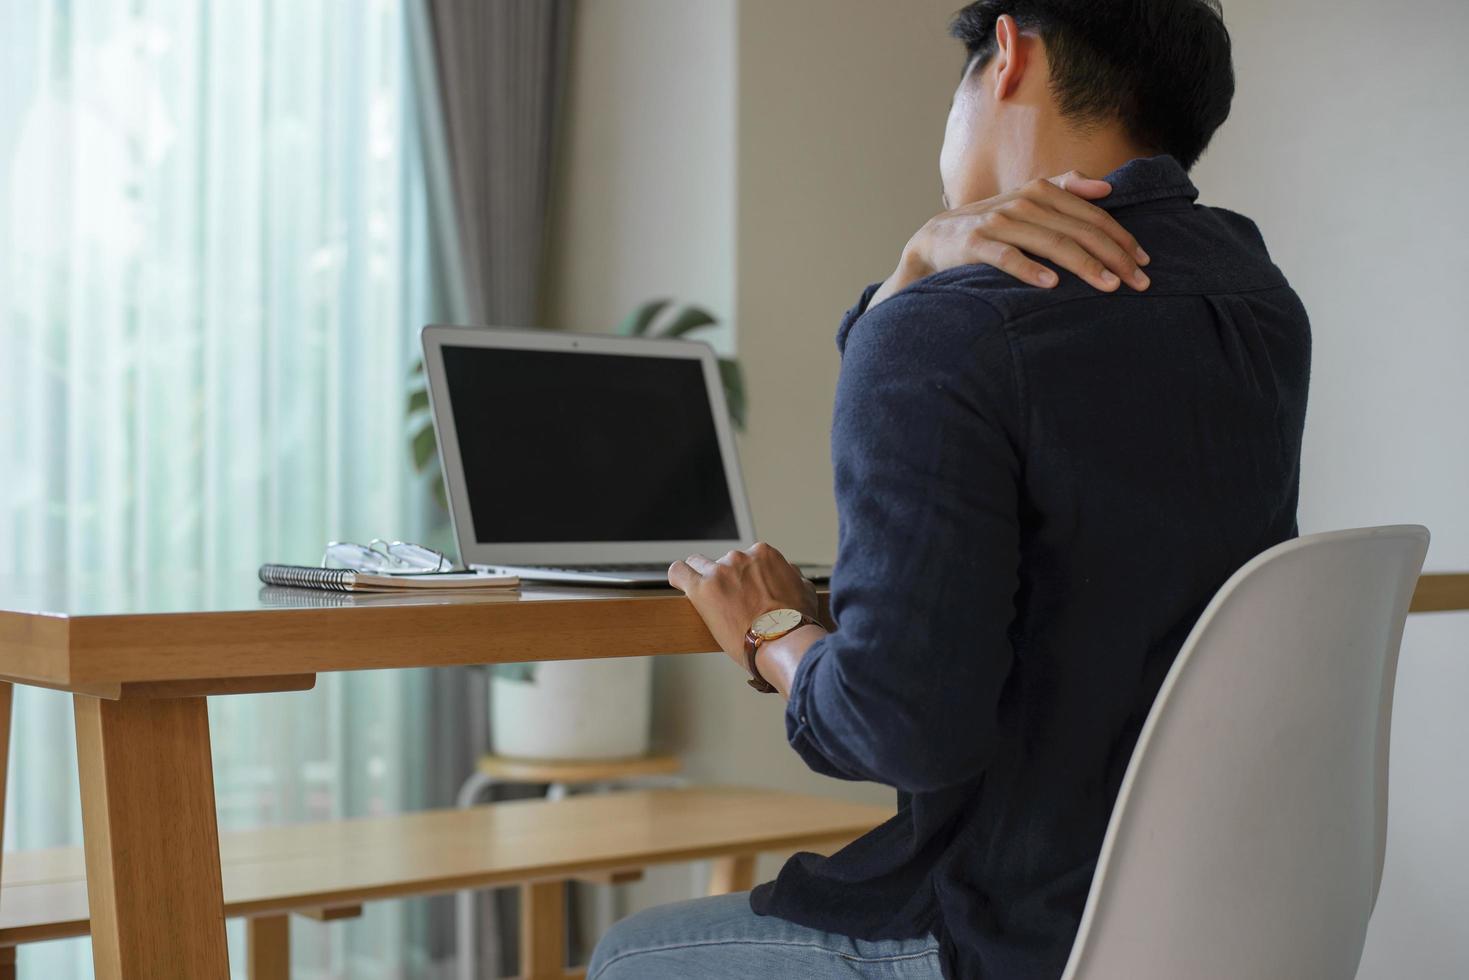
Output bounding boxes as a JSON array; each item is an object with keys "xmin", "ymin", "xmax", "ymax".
[{"xmin": 322, "ymin": 539, "xmax": 453, "ymax": 574}]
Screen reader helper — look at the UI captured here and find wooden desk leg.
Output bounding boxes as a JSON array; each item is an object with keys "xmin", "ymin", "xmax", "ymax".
[
  {"xmin": 74, "ymin": 695, "xmax": 229, "ymax": 980},
  {"xmin": 247, "ymin": 915, "xmax": 291, "ymax": 980},
  {"xmin": 0, "ymin": 682, "xmax": 11, "ymax": 900},
  {"xmin": 520, "ymin": 881, "xmax": 566, "ymax": 980},
  {"xmin": 0, "ymin": 945, "xmax": 15, "ymax": 980},
  {"xmin": 708, "ymin": 854, "xmax": 756, "ymax": 895}
]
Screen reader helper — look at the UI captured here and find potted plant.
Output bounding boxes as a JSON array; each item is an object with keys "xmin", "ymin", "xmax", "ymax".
[{"xmin": 406, "ymin": 301, "xmax": 744, "ymax": 759}]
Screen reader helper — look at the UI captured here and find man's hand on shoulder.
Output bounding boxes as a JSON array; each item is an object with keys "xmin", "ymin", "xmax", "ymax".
[{"xmin": 868, "ymin": 171, "xmax": 1152, "ymax": 311}]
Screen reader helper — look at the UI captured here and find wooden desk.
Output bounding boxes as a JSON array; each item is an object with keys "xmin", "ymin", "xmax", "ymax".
[
  {"xmin": 0, "ymin": 571, "xmax": 1464, "ymax": 979},
  {"xmin": 1409, "ymin": 572, "xmax": 1469, "ymax": 614},
  {"xmin": 0, "ymin": 575, "xmax": 730, "ymax": 980}
]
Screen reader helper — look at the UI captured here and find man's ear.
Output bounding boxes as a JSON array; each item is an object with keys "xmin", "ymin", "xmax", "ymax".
[{"xmin": 991, "ymin": 14, "xmax": 1029, "ymax": 102}]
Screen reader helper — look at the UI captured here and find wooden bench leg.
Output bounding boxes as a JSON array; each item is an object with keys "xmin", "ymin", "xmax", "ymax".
[
  {"xmin": 0, "ymin": 946, "xmax": 16, "ymax": 980},
  {"xmin": 247, "ymin": 915, "xmax": 290, "ymax": 980},
  {"xmin": 707, "ymin": 855, "xmax": 756, "ymax": 895},
  {"xmin": 520, "ymin": 881, "xmax": 566, "ymax": 980},
  {"xmin": 74, "ymin": 695, "xmax": 230, "ymax": 980}
]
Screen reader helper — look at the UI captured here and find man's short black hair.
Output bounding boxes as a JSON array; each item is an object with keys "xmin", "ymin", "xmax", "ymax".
[{"xmin": 950, "ymin": 0, "xmax": 1234, "ymax": 169}]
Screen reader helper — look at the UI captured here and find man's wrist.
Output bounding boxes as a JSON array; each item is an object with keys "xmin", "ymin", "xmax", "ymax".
[
  {"xmin": 869, "ymin": 248, "xmax": 933, "ymax": 312},
  {"xmin": 899, "ymin": 242, "xmax": 934, "ymax": 282},
  {"xmin": 754, "ymin": 623, "xmax": 827, "ymax": 699}
]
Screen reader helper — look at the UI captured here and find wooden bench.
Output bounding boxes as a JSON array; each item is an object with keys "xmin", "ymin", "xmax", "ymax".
[{"xmin": 0, "ymin": 787, "xmax": 891, "ymax": 980}]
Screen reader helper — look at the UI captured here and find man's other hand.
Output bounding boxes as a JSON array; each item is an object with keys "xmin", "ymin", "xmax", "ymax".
[
  {"xmin": 868, "ymin": 171, "xmax": 1152, "ymax": 311},
  {"xmin": 668, "ymin": 542, "xmax": 819, "ymax": 666}
]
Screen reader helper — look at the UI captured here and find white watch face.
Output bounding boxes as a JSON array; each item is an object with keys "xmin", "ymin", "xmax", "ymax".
[{"xmin": 752, "ymin": 607, "xmax": 804, "ymax": 639}]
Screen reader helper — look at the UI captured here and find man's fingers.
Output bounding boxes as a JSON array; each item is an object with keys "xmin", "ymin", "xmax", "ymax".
[
  {"xmin": 978, "ymin": 240, "xmax": 1058, "ymax": 288},
  {"xmin": 1049, "ymin": 169, "xmax": 1112, "ymax": 199},
  {"xmin": 717, "ymin": 548, "xmax": 750, "ymax": 567},
  {"xmin": 667, "ymin": 559, "xmax": 699, "ymax": 592},
  {"xmin": 684, "ymin": 553, "xmax": 718, "ymax": 575},
  {"xmin": 983, "ymin": 217, "xmax": 1124, "ymax": 292},
  {"xmin": 1028, "ymin": 178, "xmax": 1139, "ymax": 264},
  {"xmin": 745, "ymin": 540, "xmax": 786, "ymax": 562},
  {"xmin": 1032, "ymin": 180, "xmax": 1148, "ymax": 264},
  {"xmin": 1019, "ymin": 208, "xmax": 1149, "ymax": 290}
]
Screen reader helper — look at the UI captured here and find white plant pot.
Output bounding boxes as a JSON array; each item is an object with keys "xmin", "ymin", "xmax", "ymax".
[{"xmin": 490, "ymin": 657, "xmax": 653, "ymax": 760}]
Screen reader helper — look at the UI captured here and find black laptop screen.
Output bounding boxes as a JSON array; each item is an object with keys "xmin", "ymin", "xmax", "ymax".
[{"xmin": 440, "ymin": 344, "xmax": 740, "ymax": 544}]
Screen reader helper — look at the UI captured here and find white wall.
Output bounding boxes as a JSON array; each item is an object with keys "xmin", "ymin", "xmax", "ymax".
[{"xmin": 1191, "ymin": 1, "xmax": 1469, "ymax": 975}]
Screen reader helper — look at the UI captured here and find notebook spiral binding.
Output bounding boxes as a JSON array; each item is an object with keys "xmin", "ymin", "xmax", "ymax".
[{"xmin": 258, "ymin": 564, "xmax": 357, "ymax": 592}]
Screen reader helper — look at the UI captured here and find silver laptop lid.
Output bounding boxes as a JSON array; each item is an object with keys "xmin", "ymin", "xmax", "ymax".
[{"xmin": 420, "ymin": 325, "xmax": 756, "ymax": 568}]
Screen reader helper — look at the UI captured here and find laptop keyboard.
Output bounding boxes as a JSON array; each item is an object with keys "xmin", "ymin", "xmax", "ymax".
[
  {"xmin": 511, "ymin": 562, "xmax": 828, "ymax": 584},
  {"xmin": 534, "ymin": 564, "xmax": 669, "ymax": 574}
]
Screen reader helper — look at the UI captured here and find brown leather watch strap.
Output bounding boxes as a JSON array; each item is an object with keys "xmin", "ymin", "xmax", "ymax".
[
  {"xmin": 743, "ymin": 615, "xmax": 819, "ymax": 693},
  {"xmin": 743, "ymin": 628, "xmax": 779, "ymax": 693}
]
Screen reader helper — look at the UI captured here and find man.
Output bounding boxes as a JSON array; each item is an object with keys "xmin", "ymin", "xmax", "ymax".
[{"xmin": 590, "ymin": 1, "xmax": 1308, "ymax": 978}]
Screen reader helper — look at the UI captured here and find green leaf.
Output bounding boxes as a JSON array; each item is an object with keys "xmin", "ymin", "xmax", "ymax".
[
  {"xmin": 718, "ymin": 358, "xmax": 746, "ymax": 431},
  {"xmin": 406, "ymin": 388, "xmax": 430, "ymax": 417},
  {"xmin": 662, "ymin": 306, "xmax": 718, "ymax": 339},
  {"xmin": 411, "ymin": 423, "xmax": 438, "ymax": 471},
  {"xmin": 431, "ymin": 471, "xmax": 449, "ymax": 511},
  {"xmin": 616, "ymin": 298, "xmax": 671, "ymax": 336}
]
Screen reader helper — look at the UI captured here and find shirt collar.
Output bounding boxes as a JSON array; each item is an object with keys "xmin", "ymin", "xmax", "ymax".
[{"xmin": 1096, "ymin": 154, "xmax": 1198, "ymax": 210}]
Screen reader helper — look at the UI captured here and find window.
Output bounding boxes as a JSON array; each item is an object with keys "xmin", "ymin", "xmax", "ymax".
[{"xmin": 1, "ymin": 2, "xmax": 445, "ymax": 974}]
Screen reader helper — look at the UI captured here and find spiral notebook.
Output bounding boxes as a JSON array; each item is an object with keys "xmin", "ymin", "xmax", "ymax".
[{"xmin": 258, "ymin": 564, "xmax": 519, "ymax": 593}]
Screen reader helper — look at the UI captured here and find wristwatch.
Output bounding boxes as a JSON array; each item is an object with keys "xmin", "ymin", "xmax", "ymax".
[{"xmin": 743, "ymin": 608, "xmax": 819, "ymax": 693}]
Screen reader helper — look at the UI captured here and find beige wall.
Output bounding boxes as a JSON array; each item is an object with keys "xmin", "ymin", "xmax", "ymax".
[
  {"xmin": 543, "ymin": 0, "xmax": 737, "ymax": 345},
  {"xmin": 733, "ymin": 0, "xmax": 961, "ymax": 562},
  {"xmin": 1192, "ymin": 1, "xmax": 1469, "ymax": 976}
]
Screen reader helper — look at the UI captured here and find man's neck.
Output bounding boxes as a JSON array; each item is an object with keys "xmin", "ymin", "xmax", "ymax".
[{"xmin": 994, "ymin": 126, "xmax": 1152, "ymax": 195}]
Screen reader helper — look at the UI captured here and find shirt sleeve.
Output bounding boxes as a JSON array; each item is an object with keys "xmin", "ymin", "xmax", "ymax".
[
  {"xmin": 786, "ymin": 283, "xmax": 1025, "ymax": 795},
  {"xmin": 835, "ymin": 281, "xmax": 884, "ymax": 354}
]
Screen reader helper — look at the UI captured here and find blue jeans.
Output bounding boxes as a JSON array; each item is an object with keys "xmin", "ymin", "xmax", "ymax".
[{"xmin": 588, "ymin": 892, "xmax": 944, "ymax": 980}]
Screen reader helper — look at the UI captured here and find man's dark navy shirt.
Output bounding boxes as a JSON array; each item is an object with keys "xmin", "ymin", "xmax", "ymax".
[{"xmin": 750, "ymin": 156, "xmax": 1311, "ymax": 980}]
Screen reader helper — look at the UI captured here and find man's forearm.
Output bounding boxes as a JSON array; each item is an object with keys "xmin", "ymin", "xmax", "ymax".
[{"xmin": 755, "ymin": 624, "xmax": 827, "ymax": 698}]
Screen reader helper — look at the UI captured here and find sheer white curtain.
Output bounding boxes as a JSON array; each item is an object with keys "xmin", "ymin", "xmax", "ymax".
[{"xmin": 0, "ymin": 1, "xmax": 453, "ymax": 976}]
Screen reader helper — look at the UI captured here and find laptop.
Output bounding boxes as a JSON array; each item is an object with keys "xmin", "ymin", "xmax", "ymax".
[{"xmin": 420, "ymin": 324, "xmax": 832, "ymax": 587}]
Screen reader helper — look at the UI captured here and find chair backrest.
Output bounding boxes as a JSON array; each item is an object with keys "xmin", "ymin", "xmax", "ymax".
[{"xmin": 1061, "ymin": 525, "xmax": 1430, "ymax": 980}]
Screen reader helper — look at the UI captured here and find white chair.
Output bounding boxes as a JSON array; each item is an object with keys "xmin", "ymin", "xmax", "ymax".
[{"xmin": 1061, "ymin": 525, "xmax": 1430, "ymax": 980}]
